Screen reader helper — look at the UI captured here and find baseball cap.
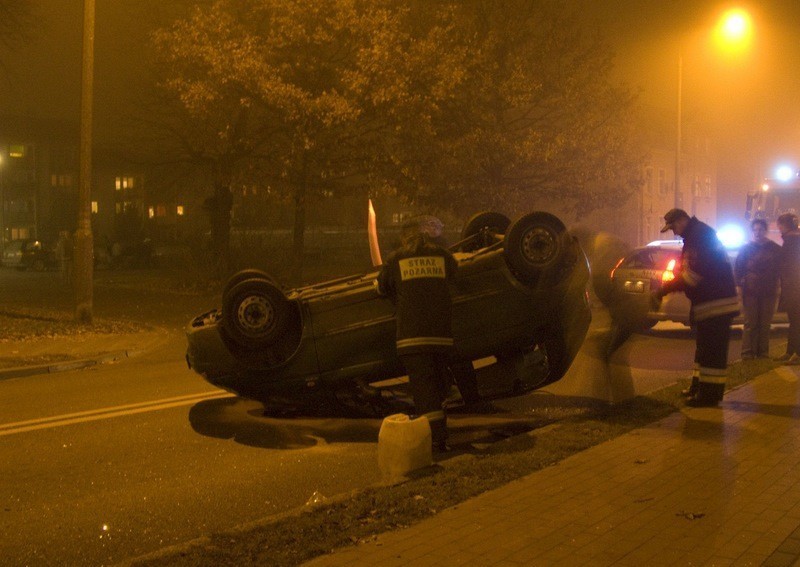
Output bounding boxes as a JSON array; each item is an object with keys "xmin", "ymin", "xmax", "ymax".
[{"xmin": 660, "ymin": 208, "xmax": 689, "ymax": 233}]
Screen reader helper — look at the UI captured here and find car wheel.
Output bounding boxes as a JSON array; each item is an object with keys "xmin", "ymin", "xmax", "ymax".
[
  {"xmin": 504, "ymin": 211, "xmax": 572, "ymax": 286},
  {"xmin": 223, "ymin": 269, "xmax": 279, "ymax": 299},
  {"xmin": 221, "ymin": 278, "xmax": 289, "ymax": 350},
  {"xmin": 459, "ymin": 211, "xmax": 511, "ymax": 252}
]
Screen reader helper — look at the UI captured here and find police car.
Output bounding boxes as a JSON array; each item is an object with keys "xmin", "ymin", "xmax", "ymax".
[{"xmin": 608, "ymin": 238, "xmax": 785, "ymax": 328}]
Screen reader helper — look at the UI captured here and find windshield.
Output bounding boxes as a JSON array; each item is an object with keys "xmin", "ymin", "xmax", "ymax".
[{"xmin": 750, "ymin": 181, "xmax": 800, "ymax": 221}]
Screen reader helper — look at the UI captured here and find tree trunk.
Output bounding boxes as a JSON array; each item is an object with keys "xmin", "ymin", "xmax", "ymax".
[
  {"xmin": 290, "ymin": 181, "xmax": 306, "ymax": 284},
  {"xmin": 210, "ymin": 162, "xmax": 233, "ymax": 281}
]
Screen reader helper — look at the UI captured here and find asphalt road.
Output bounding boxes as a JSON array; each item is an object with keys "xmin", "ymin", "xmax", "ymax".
[
  {"xmin": 0, "ymin": 268, "xmax": 772, "ymax": 566},
  {"xmin": 0, "ymin": 334, "xmax": 386, "ymax": 566}
]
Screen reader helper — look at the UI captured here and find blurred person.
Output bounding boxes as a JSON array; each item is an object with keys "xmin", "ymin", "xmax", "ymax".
[
  {"xmin": 377, "ymin": 216, "xmax": 458, "ymax": 451},
  {"xmin": 651, "ymin": 209, "xmax": 739, "ymax": 407},
  {"xmin": 734, "ymin": 219, "xmax": 781, "ymax": 359},
  {"xmin": 775, "ymin": 213, "xmax": 800, "ymax": 364}
]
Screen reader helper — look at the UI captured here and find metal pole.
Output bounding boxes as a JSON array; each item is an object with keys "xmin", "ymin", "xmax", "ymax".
[
  {"xmin": 675, "ymin": 51, "xmax": 683, "ymax": 210},
  {"xmin": 0, "ymin": 156, "xmax": 4, "ymax": 255},
  {"xmin": 75, "ymin": 0, "xmax": 95, "ymax": 323}
]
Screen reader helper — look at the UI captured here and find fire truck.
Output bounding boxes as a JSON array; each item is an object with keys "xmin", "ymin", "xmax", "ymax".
[{"xmin": 746, "ymin": 172, "xmax": 800, "ymax": 241}]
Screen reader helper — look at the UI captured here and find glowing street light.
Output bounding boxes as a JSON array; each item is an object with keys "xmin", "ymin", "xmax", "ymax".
[{"xmin": 714, "ymin": 8, "xmax": 753, "ymax": 54}]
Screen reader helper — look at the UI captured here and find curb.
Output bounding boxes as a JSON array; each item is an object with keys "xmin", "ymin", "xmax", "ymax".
[{"xmin": 0, "ymin": 349, "xmax": 143, "ymax": 381}]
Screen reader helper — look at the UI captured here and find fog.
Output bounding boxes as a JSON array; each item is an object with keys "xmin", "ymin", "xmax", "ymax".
[{"xmin": 2, "ymin": 0, "xmax": 800, "ymax": 222}]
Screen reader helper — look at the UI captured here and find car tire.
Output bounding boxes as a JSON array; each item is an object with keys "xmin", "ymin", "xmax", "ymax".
[
  {"xmin": 221, "ymin": 278, "xmax": 290, "ymax": 350},
  {"xmin": 503, "ymin": 211, "xmax": 572, "ymax": 286},
  {"xmin": 223, "ymin": 269, "xmax": 279, "ymax": 299},
  {"xmin": 459, "ymin": 211, "xmax": 511, "ymax": 251}
]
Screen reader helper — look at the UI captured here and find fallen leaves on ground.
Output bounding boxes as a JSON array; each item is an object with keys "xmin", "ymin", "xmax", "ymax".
[{"xmin": 0, "ymin": 307, "xmax": 145, "ymax": 342}]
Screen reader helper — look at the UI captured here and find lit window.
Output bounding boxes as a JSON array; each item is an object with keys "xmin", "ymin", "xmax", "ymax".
[
  {"xmin": 115, "ymin": 176, "xmax": 135, "ymax": 190},
  {"xmin": 9, "ymin": 145, "xmax": 25, "ymax": 158},
  {"xmin": 148, "ymin": 206, "xmax": 155, "ymax": 218},
  {"xmin": 91, "ymin": 201, "xmax": 98, "ymax": 214},
  {"xmin": 176, "ymin": 205, "xmax": 184, "ymax": 216},
  {"xmin": 115, "ymin": 202, "xmax": 122, "ymax": 214}
]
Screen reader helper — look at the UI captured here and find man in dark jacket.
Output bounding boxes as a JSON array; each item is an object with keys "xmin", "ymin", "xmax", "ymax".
[
  {"xmin": 377, "ymin": 216, "xmax": 458, "ymax": 451},
  {"xmin": 653, "ymin": 209, "xmax": 739, "ymax": 407},
  {"xmin": 734, "ymin": 218, "xmax": 781, "ymax": 359},
  {"xmin": 776, "ymin": 213, "xmax": 800, "ymax": 364}
]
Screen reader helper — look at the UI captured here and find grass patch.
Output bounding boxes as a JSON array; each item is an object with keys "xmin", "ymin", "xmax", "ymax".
[
  {"xmin": 0, "ymin": 307, "xmax": 146, "ymax": 342},
  {"xmin": 129, "ymin": 357, "xmax": 776, "ymax": 567}
]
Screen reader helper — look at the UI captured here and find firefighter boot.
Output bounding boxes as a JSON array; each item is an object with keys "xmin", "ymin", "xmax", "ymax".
[
  {"xmin": 681, "ymin": 377, "xmax": 699, "ymax": 398},
  {"xmin": 685, "ymin": 382, "xmax": 724, "ymax": 408},
  {"xmin": 430, "ymin": 419, "xmax": 450, "ymax": 453}
]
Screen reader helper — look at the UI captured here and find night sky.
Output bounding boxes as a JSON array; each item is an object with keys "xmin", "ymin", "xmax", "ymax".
[{"xmin": 2, "ymin": 0, "xmax": 800, "ymax": 222}]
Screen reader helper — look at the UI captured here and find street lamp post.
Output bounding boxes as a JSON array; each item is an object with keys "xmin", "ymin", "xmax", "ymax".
[
  {"xmin": 675, "ymin": 8, "xmax": 753, "ymax": 213},
  {"xmin": 675, "ymin": 53, "xmax": 683, "ymax": 209},
  {"xmin": 0, "ymin": 154, "xmax": 4, "ymax": 255},
  {"xmin": 75, "ymin": 0, "xmax": 95, "ymax": 323}
]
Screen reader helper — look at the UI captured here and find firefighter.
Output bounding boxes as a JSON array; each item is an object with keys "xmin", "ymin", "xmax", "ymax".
[
  {"xmin": 652, "ymin": 208, "xmax": 739, "ymax": 407},
  {"xmin": 377, "ymin": 216, "xmax": 458, "ymax": 451}
]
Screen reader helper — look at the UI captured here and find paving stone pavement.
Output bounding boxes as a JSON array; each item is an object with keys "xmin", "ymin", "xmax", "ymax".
[{"xmin": 306, "ymin": 364, "xmax": 800, "ymax": 567}]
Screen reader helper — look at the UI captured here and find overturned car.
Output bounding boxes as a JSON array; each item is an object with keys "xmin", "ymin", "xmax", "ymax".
[{"xmin": 186, "ymin": 211, "xmax": 591, "ymax": 415}]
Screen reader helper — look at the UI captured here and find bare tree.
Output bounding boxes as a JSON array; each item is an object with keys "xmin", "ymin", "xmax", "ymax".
[{"xmin": 0, "ymin": 1, "xmax": 35, "ymax": 50}]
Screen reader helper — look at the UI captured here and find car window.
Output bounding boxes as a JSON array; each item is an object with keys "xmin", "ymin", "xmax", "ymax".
[
  {"xmin": 620, "ymin": 250, "xmax": 652, "ymax": 268},
  {"xmin": 622, "ymin": 248, "xmax": 680, "ymax": 270}
]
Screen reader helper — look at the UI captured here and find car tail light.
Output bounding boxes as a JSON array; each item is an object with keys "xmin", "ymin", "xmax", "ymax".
[
  {"xmin": 609, "ymin": 257, "xmax": 624, "ymax": 280},
  {"xmin": 662, "ymin": 259, "xmax": 677, "ymax": 283}
]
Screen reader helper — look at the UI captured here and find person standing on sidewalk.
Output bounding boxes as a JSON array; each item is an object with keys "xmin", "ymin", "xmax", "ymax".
[
  {"xmin": 776, "ymin": 213, "xmax": 800, "ymax": 364},
  {"xmin": 652, "ymin": 208, "xmax": 739, "ymax": 407},
  {"xmin": 377, "ymin": 216, "xmax": 458, "ymax": 451},
  {"xmin": 734, "ymin": 218, "xmax": 781, "ymax": 359}
]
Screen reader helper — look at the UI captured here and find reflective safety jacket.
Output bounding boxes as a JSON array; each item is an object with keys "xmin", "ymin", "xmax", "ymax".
[
  {"xmin": 662, "ymin": 216, "xmax": 739, "ymax": 321},
  {"xmin": 376, "ymin": 242, "xmax": 458, "ymax": 354}
]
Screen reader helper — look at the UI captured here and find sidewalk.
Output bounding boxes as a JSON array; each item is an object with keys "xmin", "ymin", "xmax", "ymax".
[
  {"xmin": 0, "ymin": 327, "xmax": 172, "ymax": 379},
  {"xmin": 307, "ymin": 364, "xmax": 800, "ymax": 567}
]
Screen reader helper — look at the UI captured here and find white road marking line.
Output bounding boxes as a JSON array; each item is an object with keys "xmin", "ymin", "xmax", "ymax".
[{"xmin": 0, "ymin": 390, "xmax": 233, "ymax": 436}]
